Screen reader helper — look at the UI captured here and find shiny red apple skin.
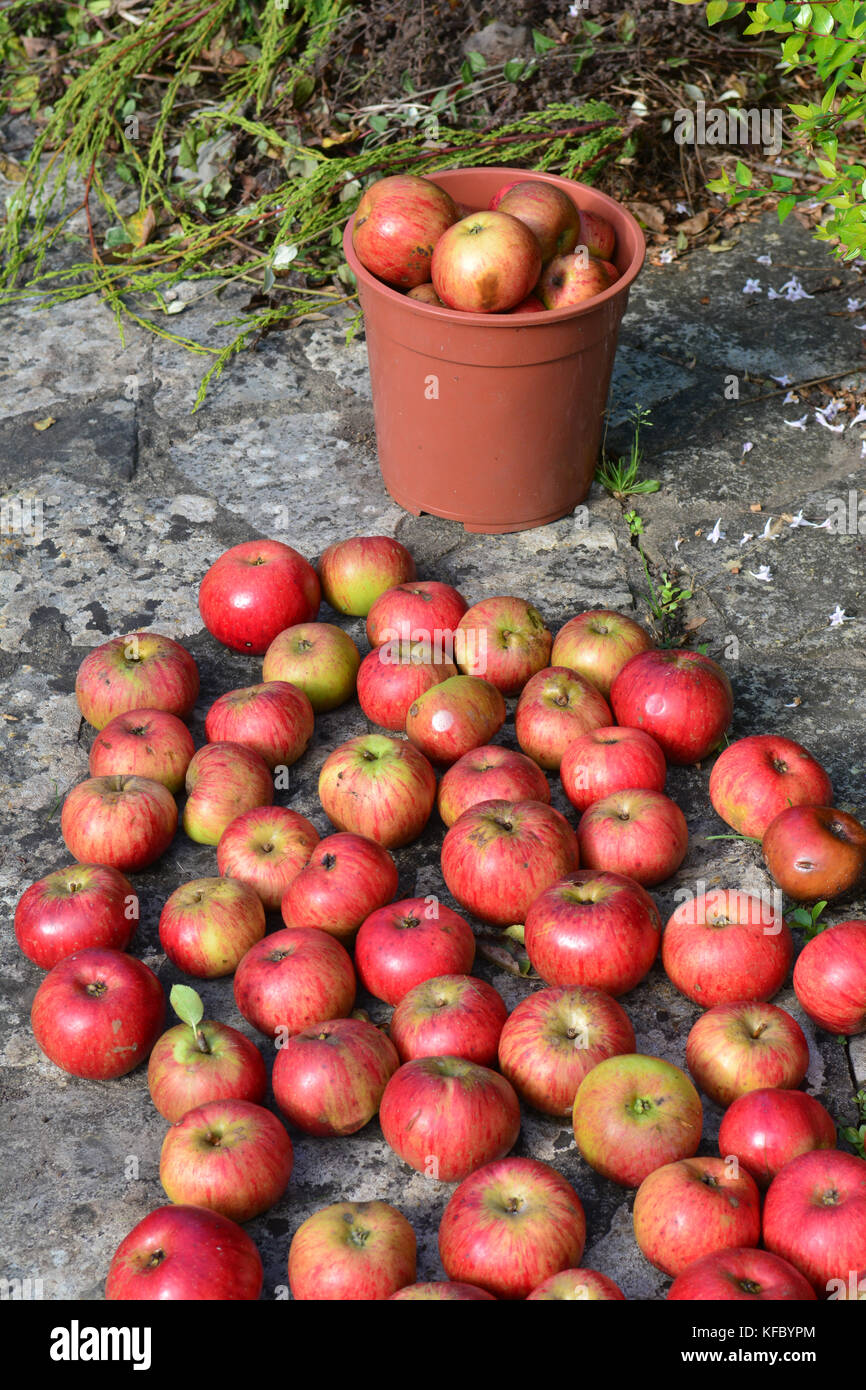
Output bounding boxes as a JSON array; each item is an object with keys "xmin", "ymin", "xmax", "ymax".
[
  {"xmin": 510, "ymin": 293, "xmax": 546, "ymax": 312},
  {"xmin": 233, "ymin": 926, "xmax": 356, "ymax": 1038},
  {"xmin": 718, "ymin": 1088, "xmax": 837, "ymax": 1189},
  {"xmin": 182, "ymin": 742, "xmax": 273, "ymax": 846},
  {"xmin": 318, "ymin": 733, "xmax": 436, "ymax": 848},
  {"xmin": 441, "ymin": 799, "xmax": 579, "ymax": 928},
  {"xmin": 432, "ymin": 210, "xmax": 542, "ymax": 313},
  {"xmin": 572, "ymin": 1053, "xmax": 702, "ymax": 1187},
  {"xmin": 406, "ymin": 674, "xmax": 506, "ymax": 765},
  {"xmin": 662, "ymin": 889, "xmax": 793, "ymax": 1007},
  {"xmin": 159, "ymin": 1098, "xmax": 293, "ymax": 1224},
  {"xmin": 352, "ymin": 174, "xmax": 458, "ymax": 288},
  {"xmin": 75, "ymin": 631, "xmax": 199, "ymax": 730},
  {"xmin": 272, "ymin": 1017, "xmax": 399, "ymax": 1136},
  {"xmin": 289, "ymin": 1200, "xmax": 416, "ymax": 1300},
  {"xmin": 685, "ymin": 1000, "xmax": 809, "ymax": 1107},
  {"xmin": 406, "ymin": 283, "xmax": 445, "ymax": 307},
  {"xmin": 709, "ymin": 734, "xmax": 833, "ymax": 839},
  {"xmin": 438, "ymin": 1157, "xmax": 586, "ymax": 1301},
  {"xmin": 106, "ymin": 1205, "xmax": 263, "ymax": 1301},
  {"xmin": 437, "ymin": 745, "xmax": 551, "ymax": 827},
  {"xmin": 390, "ymin": 1281, "xmax": 496, "ymax": 1300},
  {"xmin": 390, "ymin": 974, "xmax": 506, "ymax": 1065},
  {"xmin": 198, "ymin": 539, "xmax": 320, "ymax": 655},
  {"xmin": 89, "ymin": 708, "xmax": 195, "ymax": 793},
  {"xmin": 634, "ymin": 1156, "xmax": 762, "ymax": 1277},
  {"xmin": 280, "ymin": 832, "xmax": 398, "ymax": 941},
  {"xmin": 147, "ymin": 1018, "xmax": 268, "ymax": 1123},
  {"xmin": 538, "ymin": 253, "xmax": 612, "ymax": 308},
  {"xmin": 498, "ymin": 984, "xmax": 635, "ymax": 1116},
  {"xmin": 61, "ymin": 774, "xmax": 178, "ymax": 872},
  {"xmin": 31, "ymin": 947, "xmax": 165, "ymax": 1079},
  {"xmin": 380, "ymin": 1056, "xmax": 521, "ymax": 1182},
  {"xmin": 515, "ymin": 666, "xmax": 612, "ymax": 771},
  {"xmin": 576, "ymin": 788, "xmax": 688, "ymax": 887},
  {"xmin": 366, "ymin": 580, "xmax": 468, "ymax": 648},
  {"xmin": 158, "ymin": 877, "xmax": 266, "ymax": 978},
  {"xmin": 262, "ymin": 622, "xmax": 361, "ymax": 713},
  {"xmin": 793, "ymin": 919, "xmax": 866, "ymax": 1034},
  {"xmin": 357, "ymin": 641, "xmax": 457, "ymax": 732},
  {"xmin": 551, "ymin": 609, "xmax": 653, "ymax": 699},
  {"xmin": 354, "ymin": 897, "xmax": 475, "ymax": 1006},
  {"xmin": 204, "ymin": 680, "xmax": 314, "ymax": 770},
  {"xmin": 216, "ymin": 805, "xmax": 319, "ymax": 911},
  {"xmin": 527, "ymin": 1268, "xmax": 625, "ymax": 1300},
  {"xmin": 493, "ymin": 180, "xmax": 580, "ymax": 262},
  {"xmin": 668, "ymin": 1247, "xmax": 817, "ymax": 1302},
  {"xmin": 456, "ymin": 596, "xmax": 552, "ymax": 695},
  {"xmin": 610, "ymin": 649, "xmax": 733, "ymax": 765},
  {"xmin": 561, "ymin": 725, "xmax": 666, "ymax": 813},
  {"xmin": 524, "ymin": 870, "xmax": 662, "ymax": 995},
  {"xmin": 577, "ymin": 208, "xmax": 615, "ymax": 259},
  {"xmin": 762, "ymin": 806, "xmax": 866, "ymax": 903},
  {"xmin": 15, "ymin": 864, "xmax": 138, "ymax": 970},
  {"xmin": 317, "ymin": 535, "xmax": 416, "ymax": 617},
  {"xmin": 762, "ymin": 1149, "xmax": 866, "ymax": 1294}
]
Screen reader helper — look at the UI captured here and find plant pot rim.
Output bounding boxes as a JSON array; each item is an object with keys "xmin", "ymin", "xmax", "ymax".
[{"xmin": 343, "ymin": 164, "xmax": 646, "ymax": 325}]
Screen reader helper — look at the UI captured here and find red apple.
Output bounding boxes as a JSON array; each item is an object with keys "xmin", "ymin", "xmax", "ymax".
[
  {"xmin": 527, "ymin": 1269, "xmax": 625, "ymax": 1300},
  {"xmin": 159, "ymin": 1098, "xmax": 293, "ymax": 1224},
  {"xmin": 524, "ymin": 870, "xmax": 662, "ymax": 995},
  {"xmin": 662, "ymin": 889, "xmax": 793, "ymax": 1007},
  {"xmin": 610, "ymin": 649, "xmax": 734, "ymax": 765},
  {"xmin": 763, "ymin": 806, "xmax": 866, "ymax": 903},
  {"xmin": 510, "ymin": 293, "xmax": 546, "ymax": 312},
  {"xmin": 438, "ymin": 1157, "xmax": 586, "ymax": 1300},
  {"xmin": 561, "ymin": 725, "xmax": 666, "ymax": 813},
  {"xmin": 357, "ymin": 640, "xmax": 457, "ymax": 732},
  {"xmin": 106, "ymin": 1205, "xmax": 263, "ymax": 1301},
  {"xmin": 31, "ymin": 947, "xmax": 165, "ymax": 1079},
  {"xmin": 158, "ymin": 877, "xmax": 266, "ymax": 978},
  {"xmin": 366, "ymin": 580, "xmax": 468, "ymax": 649},
  {"xmin": 406, "ymin": 283, "xmax": 445, "ymax": 306},
  {"xmin": 318, "ymin": 733, "xmax": 436, "ymax": 848},
  {"xmin": 633, "ymin": 1156, "xmax": 762, "ymax": 1277},
  {"xmin": 406, "ymin": 674, "xmax": 506, "ymax": 764},
  {"xmin": 15, "ymin": 864, "xmax": 138, "ymax": 970},
  {"xmin": 390, "ymin": 1281, "xmax": 495, "ymax": 1300},
  {"xmin": 233, "ymin": 926, "xmax": 355, "ymax": 1038},
  {"xmin": 498, "ymin": 984, "xmax": 635, "ymax": 1116},
  {"xmin": 762, "ymin": 1150, "xmax": 866, "ymax": 1294},
  {"xmin": 572, "ymin": 1053, "xmax": 703, "ymax": 1187},
  {"xmin": 147, "ymin": 991, "xmax": 267, "ymax": 1123},
  {"xmin": 317, "ymin": 535, "xmax": 416, "ymax": 617},
  {"xmin": 551, "ymin": 609, "xmax": 653, "ymax": 699},
  {"xmin": 354, "ymin": 897, "xmax": 475, "ymax": 1006},
  {"xmin": 493, "ymin": 180, "xmax": 580, "ymax": 262},
  {"xmin": 217, "ymin": 805, "xmax": 319, "ymax": 911},
  {"xmin": 75, "ymin": 631, "xmax": 199, "ymax": 730},
  {"xmin": 538, "ymin": 252, "xmax": 612, "ymax": 308},
  {"xmin": 199, "ymin": 539, "xmax": 320, "ymax": 655},
  {"xmin": 793, "ymin": 919, "xmax": 866, "ymax": 1034},
  {"xmin": 182, "ymin": 741, "xmax": 273, "ymax": 846},
  {"xmin": 380, "ymin": 1056, "xmax": 520, "ymax": 1182},
  {"xmin": 431, "ymin": 211, "xmax": 542, "ymax": 313},
  {"xmin": 577, "ymin": 208, "xmax": 615, "ymax": 259},
  {"xmin": 280, "ymin": 832, "xmax": 398, "ymax": 941},
  {"xmin": 272, "ymin": 1016, "xmax": 399, "ymax": 1136},
  {"xmin": 667, "ymin": 1247, "xmax": 817, "ymax": 1302},
  {"xmin": 61, "ymin": 774, "xmax": 177, "ymax": 871},
  {"xmin": 441, "ymin": 799, "xmax": 579, "ymax": 927},
  {"xmin": 686, "ymin": 1000, "xmax": 809, "ymax": 1106},
  {"xmin": 289, "ymin": 1200, "xmax": 416, "ymax": 1300},
  {"xmin": 390, "ymin": 974, "xmax": 506, "ymax": 1065},
  {"xmin": 262, "ymin": 622, "xmax": 361, "ymax": 712},
  {"xmin": 515, "ymin": 666, "xmax": 612, "ymax": 771},
  {"xmin": 709, "ymin": 734, "xmax": 833, "ymax": 839},
  {"xmin": 437, "ymin": 745, "xmax": 551, "ymax": 827},
  {"xmin": 89, "ymin": 708, "xmax": 195, "ymax": 793},
  {"xmin": 601, "ymin": 258, "xmax": 620, "ymax": 283},
  {"xmin": 718, "ymin": 1088, "xmax": 837, "ymax": 1189},
  {"xmin": 352, "ymin": 174, "xmax": 458, "ymax": 287},
  {"xmin": 455, "ymin": 596, "xmax": 552, "ymax": 695},
  {"xmin": 576, "ymin": 788, "xmax": 688, "ymax": 887},
  {"xmin": 205, "ymin": 680, "xmax": 314, "ymax": 771}
]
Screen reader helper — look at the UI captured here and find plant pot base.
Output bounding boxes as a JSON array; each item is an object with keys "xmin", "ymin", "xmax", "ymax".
[{"xmin": 386, "ymin": 488, "xmax": 585, "ymax": 535}]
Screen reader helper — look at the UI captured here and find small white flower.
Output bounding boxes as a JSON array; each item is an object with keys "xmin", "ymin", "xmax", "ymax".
[
  {"xmin": 742, "ymin": 441, "xmax": 753, "ymax": 454},
  {"xmin": 861, "ymin": 440, "xmax": 866, "ymax": 459},
  {"xmin": 771, "ymin": 374, "xmax": 792, "ymax": 386},
  {"xmin": 789, "ymin": 510, "xmax": 818, "ymax": 528},
  {"xmin": 783, "ymin": 390, "xmax": 799, "ymax": 404},
  {"xmin": 675, "ymin": 201, "xmax": 689, "ymax": 215},
  {"xmin": 828, "ymin": 606, "xmax": 855, "ymax": 627},
  {"xmin": 768, "ymin": 287, "xmax": 781, "ymax": 300},
  {"xmin": 756, "ymin": 254, "xmax": 772, "ymax": 266},
  {"xmin": 749, "ymin": 566, "xmax": 774, "ymax": 582},
  {"xmin": 743, "ymin": 278, "xmax": 762, "ymax": 294},
  {"xmin": 658, "ymin": 246, "xmax": 676, "ymax": 264},
  {"xmin": 707, "ymin": 518, "xmax": 726, "ymax": 544},
  {"xmin": 847, "ymin": 297, "xmax": 864, "ymax": 313},
  {"xmin": 673, "ymin": 537, "xmax": 683, "ymax": 551},
  {"xmin": 784, "ymin": 415, "xmax": 808, "ymax": 430},
  {"xmin": 816, "ymin": 398, "xmax": 844, "ymax": 421},
  {"xmin": 815, "ymin": 412, "xmax": 845, "ymax": 433},
  {"xmin": 814, "ymin": 516, "xmax": 836, "ymax": 530},
  {"xmin": 855, "ymin": 323, "xmax": 866, "ymax": 331},
  {"xmin": 739, "ymin": 532, "xmax": 754, "ymax": 546},
  {"xmin": 759, "ymin": 518, "xmax": 778, "ymax": 540},
  {"xmin": 779, "ymin": 275, "xmax": 814, "ymax": 301},
  {"xmin": 848, "ymin": 404, "xmax": 866, "ymax": 428},
  {"xmin": 784, "ymin": 699, "xmax": 800, "ymax": 708}
]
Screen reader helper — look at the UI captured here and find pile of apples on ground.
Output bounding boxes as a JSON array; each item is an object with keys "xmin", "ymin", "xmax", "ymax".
[
  {"xmin": 351, "ymin": 174, "xmax": 620, "ymax": 312},
  {"xmin": 15, "ymin": 535, "xmax": 866, "ymax": 1301}
]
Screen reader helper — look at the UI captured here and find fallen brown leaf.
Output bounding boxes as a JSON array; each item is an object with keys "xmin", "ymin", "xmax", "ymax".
[{"xmin": 678, "ymin": 209, "xmax": 710, "ymax": 236}]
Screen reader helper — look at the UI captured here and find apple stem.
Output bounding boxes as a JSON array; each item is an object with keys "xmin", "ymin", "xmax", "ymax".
[{"xmin": 194, "ymin": 1027, "xmax": 211, "ymax": 1054}]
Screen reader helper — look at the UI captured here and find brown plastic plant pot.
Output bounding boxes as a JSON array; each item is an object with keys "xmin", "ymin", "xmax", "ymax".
[{"xmin": 342, "ymin": 166, "xmax": 645, "ymax": 535}]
